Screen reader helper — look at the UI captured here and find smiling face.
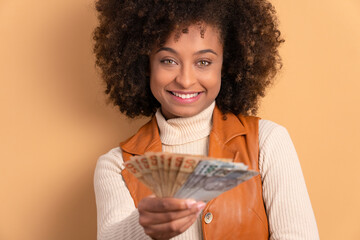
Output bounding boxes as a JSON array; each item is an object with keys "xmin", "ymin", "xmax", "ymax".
[{"xmin": 149, "ymin": 24, "xmax": 223, "ymax": 119}]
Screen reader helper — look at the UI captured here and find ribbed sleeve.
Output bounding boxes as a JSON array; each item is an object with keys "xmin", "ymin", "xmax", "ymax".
[
  {"xmin": 259, "ymin": 120, "xmax": 319, "ymax": 239},
  {"xmin": 94, "ymin": 148, "xmax": 151, "ymax": 240}
]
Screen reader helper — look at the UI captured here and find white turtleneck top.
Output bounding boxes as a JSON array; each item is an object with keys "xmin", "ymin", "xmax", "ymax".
[{"xmin": 94, "ymin": 102, "xmax": 319, "ymax": 239}]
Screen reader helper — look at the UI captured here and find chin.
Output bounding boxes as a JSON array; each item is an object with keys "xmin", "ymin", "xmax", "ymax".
[
  {"xmin": 165, "ymin": 107, "xmax": 201, "ymax": 119},
  {"xmin": 176, "ymin": 108, "xmax": 201, "ymax": 118}
]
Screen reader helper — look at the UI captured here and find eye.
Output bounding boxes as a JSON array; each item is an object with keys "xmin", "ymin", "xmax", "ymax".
[
  {"xmin": 161, "ymin": 59, "xmax": 177, "ymax": 65},
  {"xmin": 197, "ymin": 60, "xmax": 211, "ymax": 67}
]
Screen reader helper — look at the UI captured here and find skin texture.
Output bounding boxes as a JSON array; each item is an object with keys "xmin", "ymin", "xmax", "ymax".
[
  {"xmin": 138, "ymin": 196, "xmax": 205, "ymax": 240},
  {"xmin": 149, "ymin": 24, "xmax": 223, "ymax": 119}
]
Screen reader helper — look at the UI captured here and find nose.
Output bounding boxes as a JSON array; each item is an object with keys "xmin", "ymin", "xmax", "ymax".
[{"xmin": 175, "ymin": 64, "xmax": 196, "ymax": 89}]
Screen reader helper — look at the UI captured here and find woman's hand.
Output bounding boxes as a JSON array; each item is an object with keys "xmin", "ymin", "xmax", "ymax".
[{"xmin": 138, "ymin": 195, "xmax": 206, "ymax": 240}]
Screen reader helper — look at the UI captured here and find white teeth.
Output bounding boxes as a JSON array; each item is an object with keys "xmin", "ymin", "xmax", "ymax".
[{"xmin": 172, "ymin": 92, "xmax": 199, "ymax": 99}]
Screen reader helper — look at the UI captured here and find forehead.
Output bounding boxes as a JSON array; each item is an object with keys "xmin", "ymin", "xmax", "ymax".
[{"xmin": 159, "ymin": 24, "xmax": 223, "ymax": 53}]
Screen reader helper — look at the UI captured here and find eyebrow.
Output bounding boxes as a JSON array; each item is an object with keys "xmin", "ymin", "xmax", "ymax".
[{"xmin": 155, "ymin": 47, "xmax": 218, "ymax": 56}]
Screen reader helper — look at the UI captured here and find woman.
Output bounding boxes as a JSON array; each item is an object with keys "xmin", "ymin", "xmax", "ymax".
[{"xmin": 93, "ymin": 0, "xmax": 319, "ymax": 239}]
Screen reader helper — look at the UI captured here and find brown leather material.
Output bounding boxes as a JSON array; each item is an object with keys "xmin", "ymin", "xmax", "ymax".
[
  {"xmin": 120, "ymin": 105, "xmax": 269, "ymax": 239},
  {"xmin": 120, "ymin": 117, "xmax": 162, "ymax": 205}
]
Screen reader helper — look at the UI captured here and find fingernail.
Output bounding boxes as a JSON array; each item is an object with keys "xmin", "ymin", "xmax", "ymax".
[
  {"xmin": 185, "ymin": 199, "xmax": 196, "ymax": 208},
  {"xmin": 196, "ymin": 202, "xmax": 206, "ymax": 211}
]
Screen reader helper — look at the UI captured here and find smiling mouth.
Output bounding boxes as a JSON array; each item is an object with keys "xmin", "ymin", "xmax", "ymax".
[{"xmin": 170, "ymin": 91, "xmax": 200, "ymax": 99}]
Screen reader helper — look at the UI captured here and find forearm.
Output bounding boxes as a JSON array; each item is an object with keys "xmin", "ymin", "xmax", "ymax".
[
  {"xmin": 97, "ymin": 210, "xmax": 150, "ymax": 240},
  {"xmin": 94, "ymin": 147, "xmax": 150, "ymax": 240}
]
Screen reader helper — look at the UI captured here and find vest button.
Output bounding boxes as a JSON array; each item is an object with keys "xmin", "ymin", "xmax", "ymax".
[{"xmin": 204, "ymin": 212, "xmax": 213, "ymax": 224}]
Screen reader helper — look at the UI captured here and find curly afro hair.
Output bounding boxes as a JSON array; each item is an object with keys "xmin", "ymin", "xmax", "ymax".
[{"xmin": 93, "ymin": 0, "xmax": 284, "ymax": 118}]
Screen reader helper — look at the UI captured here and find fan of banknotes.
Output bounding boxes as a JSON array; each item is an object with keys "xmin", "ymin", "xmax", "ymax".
[{"xmin": 123, "ymin": 152, "xmax": 258, "ymax": 202}]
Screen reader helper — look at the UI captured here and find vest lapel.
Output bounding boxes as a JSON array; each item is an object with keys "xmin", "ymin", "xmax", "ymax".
[
  {"xmin": 121, "ymin": 117, "xmax": 162, "ymax": 155},
  {"xmin": 208, "ymin": 106, "xmax": 247, "ymax": 163}
]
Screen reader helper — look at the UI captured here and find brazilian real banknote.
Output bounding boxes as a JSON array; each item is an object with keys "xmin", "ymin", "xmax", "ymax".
[{"xmin": 123, "ymin": 152, "xmax": 259, "ymax": 202}]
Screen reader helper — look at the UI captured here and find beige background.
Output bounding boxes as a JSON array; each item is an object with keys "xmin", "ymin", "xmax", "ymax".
[{"xmin": 1, "ymin": 0, "xmax": 359, "ymax": 239}]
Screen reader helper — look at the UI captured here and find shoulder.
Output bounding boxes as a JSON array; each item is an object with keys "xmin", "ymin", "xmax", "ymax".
[
  {"xmin": 258, "ymin": 119, "xmax": 292, "ymax": 150},
  {"xmin": 95, "ymin": 147, "xmax": 125, "ymax": 176},
  {"xmin": 98, "ymin": 146, "xmax": 124, "ymax": 162},
  {"xmin": 258, "ymin": 119, "xmax": 299, "ymax": 173},
  {"xmin": 258, "ymin": 119, "xmax": 297, "ymax": 167}
]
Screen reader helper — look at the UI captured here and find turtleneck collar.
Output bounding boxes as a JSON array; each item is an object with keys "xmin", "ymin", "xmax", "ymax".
[{"xmin": 155, "ymin": 102, "xmax": 215, "ymax": 145}]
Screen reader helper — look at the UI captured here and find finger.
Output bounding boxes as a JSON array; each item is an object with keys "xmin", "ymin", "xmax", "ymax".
[
  {"xmin": 140, "ymin": 201, "xmax": 205, "ymax": 225},
  {"xmin": 139, "ymin": 197, "xmax": 197, "ymax": 213},
  {"xmin": 176, "ymin": 212, "xmax": 200, "ymax": 236},
  {"xmin": 164, "ymin": 212, "xmax": 200, "ymax": 239},
  {"xmin": 144, "ymin": 211, "xmax": 200, "ymax": 240}
]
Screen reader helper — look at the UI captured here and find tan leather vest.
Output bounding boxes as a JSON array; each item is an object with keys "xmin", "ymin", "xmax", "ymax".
[{"xmin": 120, "ymin": 105, "xmax": 269, "ymax": 239}]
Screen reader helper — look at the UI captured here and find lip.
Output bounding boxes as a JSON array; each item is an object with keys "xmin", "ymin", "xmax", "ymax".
[{"xmin": 167, "ymin": 90, "xmax": 203, "ymax": 104}]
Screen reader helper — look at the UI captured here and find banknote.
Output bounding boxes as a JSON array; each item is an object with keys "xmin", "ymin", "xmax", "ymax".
[
  {"xmin": 176, "ymin": 159, "xmax": 243, "ymax": 198},
  {"xmin": 170, "ymin": 155, "xmax": 202, "ymax": 197},
  {"xmin": 174, "ymin": 167, "xmax": 258, "ymax": 201},
  {"xmin": 174, "ymin": 159, "xmax": 253, "ymax": 200},
  {"xmin": 124, "ymin": 152, "xmax": 259, "ymax": 201}
]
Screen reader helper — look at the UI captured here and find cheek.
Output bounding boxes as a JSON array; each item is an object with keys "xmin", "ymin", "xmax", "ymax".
[
  {"xmin": 149, "ymin": 66, "xmax": 163, "ymax": 96},
  {"xmin": 150, "ymin": 68, "xmax": 176, "ymax": 92},
  {"xmin": 206, "ymin": 59, "xmax": 222, "ymax": 90},
  {"xmin": 213, "ymin": 78, "xmax": 221, "ymax": 97},
  {"xmin": 149, "ymin": 60, "xmax": 162, "ymax": 97},
  {"xmin": 150, "ymin": 72, "xmax": 169, "ymax": 103},
  {"xmin": 150, "ymin": 77, "xmax": 161, "ymax": 100},
  {"xmin": 206, "ymin": 69, "xmax": 222, "ymax": 95}
]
